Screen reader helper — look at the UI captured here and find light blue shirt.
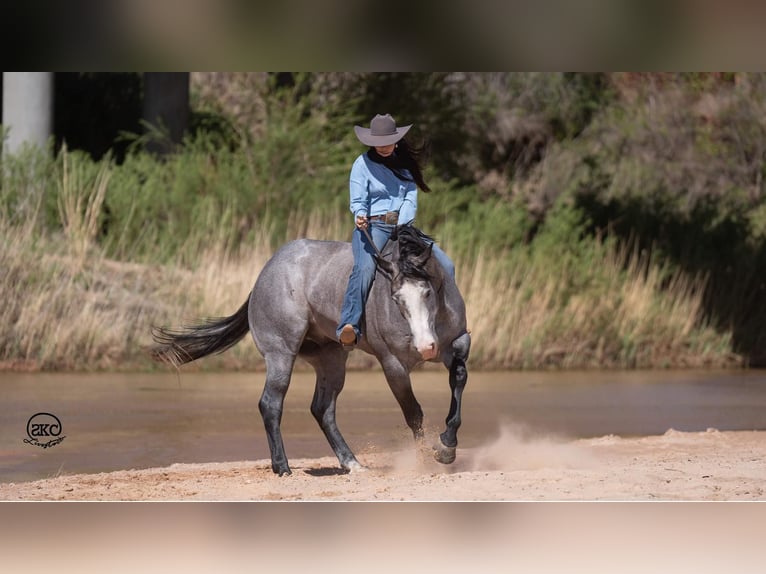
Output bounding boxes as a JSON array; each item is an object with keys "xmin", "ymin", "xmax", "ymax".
[{"xmin": 349, "ymin": 153, "xmax": 417, "ymax": 225}]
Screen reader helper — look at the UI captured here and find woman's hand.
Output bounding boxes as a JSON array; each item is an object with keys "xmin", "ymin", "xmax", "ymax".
[{"xmin": 355, "ymin": 214, "xmax": 369, "ymax": 229}]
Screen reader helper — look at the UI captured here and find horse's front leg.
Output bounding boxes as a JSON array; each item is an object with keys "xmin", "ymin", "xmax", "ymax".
[
  {"xmin": 380, "ymin": 356, "xmax": 425, "ymax": 441},
  {"xmin": 434, "ymin": 331, "xmax": 471, "ymax": 464}
]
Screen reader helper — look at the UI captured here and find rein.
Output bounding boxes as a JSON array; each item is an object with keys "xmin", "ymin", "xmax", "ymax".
[
  {"xmin": 361, "ymin": 225, "xmax": 397, "ymax": 283},
  {"xmin": 361, "ymin": 226, "xmax": 384, "ymax": 258}
]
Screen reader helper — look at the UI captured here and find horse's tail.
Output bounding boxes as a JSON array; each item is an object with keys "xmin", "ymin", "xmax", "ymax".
[{"xmin": 150, "ymin": 294, "xmax": 251, "ymax": 367}]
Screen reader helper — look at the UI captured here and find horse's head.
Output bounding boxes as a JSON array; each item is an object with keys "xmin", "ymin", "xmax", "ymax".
[{"xmin": 377, "ymin": 225, "xmax": 441, "ymax": 361}]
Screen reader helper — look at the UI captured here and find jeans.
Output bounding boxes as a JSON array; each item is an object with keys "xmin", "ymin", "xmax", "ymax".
[{"xmin": 336, "ymin": 223, "xmax": 455, "ymax": 339}]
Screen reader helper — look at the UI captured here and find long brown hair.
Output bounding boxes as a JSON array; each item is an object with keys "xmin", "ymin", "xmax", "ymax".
[{"xmin": 367, "ymin": 138, "xmax": 431, "ymax": 192}]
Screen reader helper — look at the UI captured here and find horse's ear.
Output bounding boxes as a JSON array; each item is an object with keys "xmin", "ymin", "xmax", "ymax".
[
  {"xmin": 375, "ymin": 255, "xmax": 395, "ymax": 279},
  {"xmin": 412, "ymin": 242, "xmax": 433, "ymax": 267}
]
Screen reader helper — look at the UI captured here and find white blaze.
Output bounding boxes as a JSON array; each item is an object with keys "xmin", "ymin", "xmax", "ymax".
[{"xmin": 398, "ymin": 281, "xmax": 438, "ymax": 360}]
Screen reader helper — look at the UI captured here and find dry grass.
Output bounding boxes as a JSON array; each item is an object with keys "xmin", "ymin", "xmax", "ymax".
[
  {"xmin": 1, "ymin": 226, "xmax": 177, "ymax": 370},
  {"xmin": 57, "ymin": 147, "xmax": 112, "ymax": 265},
  {"xmin": 0, "ymin": 226, "xmax": 258, "ymax": 371},
  {"xmin": 0, "ymin": 208, "xmax": 359, "ymax": 371},
  {"xmin": 459, "ymin": 241, "xmax": 737, "ymax": 369},
  {"xmin": 0, "ymin": 205, "xmax": 739, "ymax": 371}
]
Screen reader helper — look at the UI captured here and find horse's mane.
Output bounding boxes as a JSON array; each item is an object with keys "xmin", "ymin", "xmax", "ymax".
[{"xmin": 395, "ymin": 224, "xmax": 435, "ymax": 281}]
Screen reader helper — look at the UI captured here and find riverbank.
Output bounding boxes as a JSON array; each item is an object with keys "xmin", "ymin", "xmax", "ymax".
[{"xmin": 2, "ymin": 429, "xmax": 763, "ymax": 501}]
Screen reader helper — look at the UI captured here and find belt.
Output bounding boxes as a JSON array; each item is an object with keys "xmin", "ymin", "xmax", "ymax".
[{"xmin": 368, "ymin": 211, "xmax": 399, "ymax": 224}]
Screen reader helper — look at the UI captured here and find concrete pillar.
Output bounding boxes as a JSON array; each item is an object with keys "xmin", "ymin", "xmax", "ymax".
[
  {"xmin": 2, "ymin": 72, "xmax": 54, "ymax": 154},
  {"xmin": 143, "ymin": 72, "xmax": 189, "ymax": 155}
]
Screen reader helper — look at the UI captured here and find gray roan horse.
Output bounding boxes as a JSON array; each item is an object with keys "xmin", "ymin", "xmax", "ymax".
[{"xmin": 151, "ymin": 224, "xmax": 471, "ymax": 476}]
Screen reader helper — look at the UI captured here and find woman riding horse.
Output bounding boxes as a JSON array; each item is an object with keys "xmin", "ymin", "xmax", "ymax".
[{"xmin": 337, "ymin": 113, "xmax": 455, "ymax": 348}]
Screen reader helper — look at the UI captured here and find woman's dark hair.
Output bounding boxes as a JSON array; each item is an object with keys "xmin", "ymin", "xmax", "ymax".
[{"xmin": 367, "ymin": 138, "xmax": 431, "ymax": 192}]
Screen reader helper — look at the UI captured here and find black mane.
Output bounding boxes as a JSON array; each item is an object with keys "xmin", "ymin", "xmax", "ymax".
[{"xmin": 395, "ymin": 224, "xmax": 434, "ymax": 281}]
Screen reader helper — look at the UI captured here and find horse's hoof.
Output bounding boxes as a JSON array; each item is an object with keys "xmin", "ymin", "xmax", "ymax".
[
  {"xmin": 433, "ymin": 445, "xmax": 457, "ymax": 465},
  {"xmin": 274, "ymin": 466, "xmax": 292, "ymax": 476},
  {"xmin": 344, "ymin": 460, "xmax": 367, "ymax": 473}
]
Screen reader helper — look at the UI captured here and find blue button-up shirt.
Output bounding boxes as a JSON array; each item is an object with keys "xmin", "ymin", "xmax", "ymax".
[{"xmin": 349, "ymin": 153, "xmax": 417, "ymax": 225}]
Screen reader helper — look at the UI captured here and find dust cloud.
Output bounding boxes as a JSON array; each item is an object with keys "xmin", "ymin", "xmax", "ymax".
[{"xmin": 388, "ymin": 422, "xmax": 598, "ymax": 475}]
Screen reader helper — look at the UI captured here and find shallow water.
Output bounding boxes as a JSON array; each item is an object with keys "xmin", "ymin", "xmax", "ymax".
[{"xmin": 2, "ymin": 369, "xmax": 766, "ymax": 483}]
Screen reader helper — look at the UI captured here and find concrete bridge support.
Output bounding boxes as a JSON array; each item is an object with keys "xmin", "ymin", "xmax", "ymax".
[{"xmin": 2, "ymin": 72, "xmax": 54, "ymax": 154}]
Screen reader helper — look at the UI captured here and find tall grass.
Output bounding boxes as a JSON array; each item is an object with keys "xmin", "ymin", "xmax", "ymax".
[
  {"xmin": 460, "ymin": 240, "xmax": 734, "ymax": 369},
  {"xmin": 0, "ymin": 179, "xmax": 362, "ymax": 371},
  {"xmin": 0, "ymin": 93, "xmax": 743, "ymax": 371},
  {"xmin": 0, "ymin": 203, "xmax": 739, "ymax": 371},
  {"xmin": 0, "ymin": 212, "xmax": 253, "ymax": 371},
  {"xmin": 57, "ymin": 147, "xmax": 112, "ymax": 264}
]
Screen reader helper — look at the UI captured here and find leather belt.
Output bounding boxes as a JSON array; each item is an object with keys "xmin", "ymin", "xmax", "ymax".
[{"xmin": 368, "ymin": 211, "xmax": 399, "ymax": 225}]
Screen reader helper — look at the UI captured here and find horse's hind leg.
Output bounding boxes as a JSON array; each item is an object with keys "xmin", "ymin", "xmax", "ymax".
[
  {"xmin": 259, "ymin": 352, "xmax": 297, "ymax": 476},
  {"xmin": 302, "ymin": 345, "xmax": 363, "ymax": 472}
]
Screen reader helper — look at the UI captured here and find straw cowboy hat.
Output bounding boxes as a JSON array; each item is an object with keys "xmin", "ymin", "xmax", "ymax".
[{"xmin": 354, "ymin": 114, "xmax": 412, "ymax": 146}]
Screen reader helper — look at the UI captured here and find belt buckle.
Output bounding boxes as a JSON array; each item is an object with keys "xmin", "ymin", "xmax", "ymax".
[{"xmin": 384, "ymin": 211, "xmax": 399, "ymax": 225}]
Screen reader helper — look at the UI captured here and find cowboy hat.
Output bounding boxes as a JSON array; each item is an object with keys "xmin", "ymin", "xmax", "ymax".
[{"xmin": 354, "ymin": 114, "xmax": 412, "ymax": 147}]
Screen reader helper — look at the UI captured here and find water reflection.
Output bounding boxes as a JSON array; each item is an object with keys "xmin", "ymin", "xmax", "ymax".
[{"xmin": 2, "ymin": 369, "xmax": 766, "ymax": 482}]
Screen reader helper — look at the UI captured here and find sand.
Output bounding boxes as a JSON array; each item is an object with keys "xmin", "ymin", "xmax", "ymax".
[{"xmin": 2, "ymin": 427, "xmax": 764, "ymax": 501}]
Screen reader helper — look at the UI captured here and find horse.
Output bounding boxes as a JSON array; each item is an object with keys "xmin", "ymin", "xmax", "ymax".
[{"xmin": 150, "ymin": 224, "xmax": 471, "ymax": 476}]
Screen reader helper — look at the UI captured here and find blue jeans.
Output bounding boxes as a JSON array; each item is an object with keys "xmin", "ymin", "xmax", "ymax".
[{"xmin": 337, "ymin": 223, "xmax": 455, "ymax": 339}]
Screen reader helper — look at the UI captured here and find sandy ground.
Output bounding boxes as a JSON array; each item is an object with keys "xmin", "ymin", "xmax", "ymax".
[{"xmin": 2, "ymin": 427, "xmax": 764, "ymax": 501}]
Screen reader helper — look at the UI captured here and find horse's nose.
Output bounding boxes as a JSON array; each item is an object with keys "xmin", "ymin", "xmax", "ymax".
[{"xmin": 419, "ymin": 342, "xmax": 438, "ymax": 361}]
